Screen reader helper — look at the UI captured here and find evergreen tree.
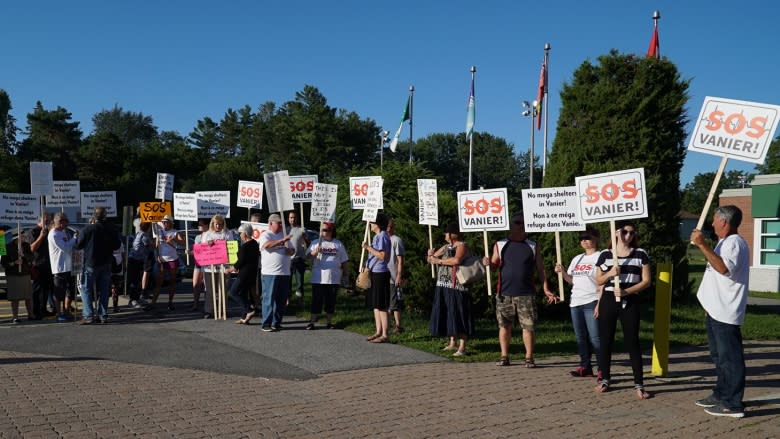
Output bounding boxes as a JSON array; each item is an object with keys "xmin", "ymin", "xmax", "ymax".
[
  {"xmin": 544, "ymin": 50, "xmax": 690, "ymax": 296},
  {"xmin": 0, "ymin": 90, "xmax": 22, "ymax": 191},
  {"xmin": 18, "ymin": 101, "xmax": 83, "ymax": 182},
  {"xmin": 755, "ymin": 135, "xmax": 780, "ymax": 175}
]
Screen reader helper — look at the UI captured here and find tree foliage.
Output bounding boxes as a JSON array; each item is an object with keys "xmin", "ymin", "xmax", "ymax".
[
  {"xmin": 680, "ymin": 169, "xmax": 750, "ymax": 222},
  {"xmin": 755, "ymin": 135, "xmax": 780, "ymax": 175},
  {"xmin": 544, "ymin": 50, "xmax": 691, "ymax": 296}
]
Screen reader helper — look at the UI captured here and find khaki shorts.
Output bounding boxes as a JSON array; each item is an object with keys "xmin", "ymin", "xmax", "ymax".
[{"xmin": 495, "ymin": 295, "xmax": 537, "ymax": 331}]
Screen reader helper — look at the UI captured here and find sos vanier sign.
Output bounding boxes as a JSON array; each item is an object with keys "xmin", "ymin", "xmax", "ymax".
[
  {"xmin": 575, "ymin": 168, "xmax": 647, "ymax": 223},
  {"xmin": 289, "ymin": 175, "xmax": 318, "ymax": 203},
  {"xmin": 457, "ymin": 188, "xmax": 509, "ymax": 232},
  {"xmin": 689, "ymin": 96, "xmax": 780, "ymax": 164}
]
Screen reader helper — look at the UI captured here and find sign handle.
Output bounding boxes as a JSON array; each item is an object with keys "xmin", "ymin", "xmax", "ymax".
[
  {"xmin": 483, "ymin": 230, "xmax": 492, "ymax": 296},
  {"xmin": 555, "ymin": 231, "xmax": 564, "ymax": 301},
  {"xmin": 299, "ymin": 203, "xmax": 305, "ymax": 229},
  {"xmin": 359, "ymin": 222, "xmax": 370, "ymax": 269},
  {"xmin": 210, "ymin": 266, "xmax": 217, "ymax": 320},
  {"xmin": 17, "ymin": 221, "xmax": 22, "ymax": 273},
  {"xmin": 428, "ymin": 225, "xmax": 435, "ymax": 278},
  {"xmin": 610, "ymin": 220, "xmax": 621, "ymax": 302},
  {"xmin": 695, "ymin": 155, "xmax": 728, "ymax": 233},
  {"xmin": 220, "ymin": 266, "xmax": 226, "ymax": 320},
  {"xmin": 184, "ymin": 221, "xmax": 190, "ymax": 266}
]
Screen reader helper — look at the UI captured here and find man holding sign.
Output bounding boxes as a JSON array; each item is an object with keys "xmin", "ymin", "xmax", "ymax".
[
  {"xmin": 259, "ymin": 213, "xmax": 294, "ymax": 332},
  {"xmin": 485, "ymin": 213, "xmax": 557, "ymax": 368}
]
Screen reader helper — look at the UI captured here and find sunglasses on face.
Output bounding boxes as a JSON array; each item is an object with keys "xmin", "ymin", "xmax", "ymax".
[{"xmin": 620, "ymin": 229, "xmax": 635, "ymax": 236}]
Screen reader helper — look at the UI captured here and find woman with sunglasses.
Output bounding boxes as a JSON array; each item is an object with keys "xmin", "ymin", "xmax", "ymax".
[
  {"xmin": 305, "ymin": 222, "xmax": 349, "ymax": 330},
  {"xmin": 594, "ymin": 220, "xmax": 652, "ymax": 399},
  {"xmin": 555, "ymin": 227, "xmax": 602, "ymax": 379}
]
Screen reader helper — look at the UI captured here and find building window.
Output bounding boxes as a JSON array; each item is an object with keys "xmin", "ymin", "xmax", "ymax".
[{"xmin": 756, "ymin": 218, "xmax": 780, "ymax": 266}]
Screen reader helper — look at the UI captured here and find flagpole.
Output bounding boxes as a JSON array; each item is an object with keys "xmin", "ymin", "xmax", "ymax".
[
  {"xmin": 542, "ymin": 43, "xmax": 551, "ymax": 181},
  {"xmin": 653, "ymin": 10, "xmax": 660, "ymax": 57},
  {"xmin": 408, "ymin": 85, "xmax": 414, "ymax": 164},
  {"xmin": 467, "ymin": 66, "xmax": 476, "ymax": 191}
]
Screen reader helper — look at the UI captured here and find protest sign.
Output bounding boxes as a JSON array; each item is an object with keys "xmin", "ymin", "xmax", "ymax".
[
  {"xmin": 240, "ymin": 221, "xmax": 269, "ymax": 242},
  {"xmin": 237, "ymin": 180, "xmax": 263, "ymax": 209},
  {"xmin": 155, "ymin": 173, "xmax": 174, "ymax": 200},
  {"xmin": 688, "ymin": 96, "xmax": 780, "ymax": 164},
  {"xmin": 192, "ymin": 240, "xmax": 229, "ymax": 266},
  {"xmin": 227, "ymin": 240, "xmax": 239, "ymax": 264},
  {"xmin": 457, "ymin": 188, "xmax": 509, "ymax": 232},
  {"xmin": 0, "ymin": 193, "xmax": 40, "ymax": 223},
  {"xmin": 350, "ymin": 176, "xmax": 383, "ymax": 209},
  {"xmin": 174, "ymin": 193, "xmax": 198, "ymax": 221},
  {"xmin": 575, "ymin": 168, "xmax": 648, "ymax": 223},
  {"xmin": 139, "ymin": 201, "xmax": 172, "ymax": 223},
  {"xmin": 46, "ymin": 181, "xmax": 81, "ymax": 207},
  {"xmin": 361, "ymin": 179, "xmax": 383, "ymax": 223},
  {"xmin": 29, "ymin": 162, "xmax": 54, "ymax": 196},
  {"xmin": 289, "ymin": 175, "xmax": 318, "ymax": 203},
  {"xmin": 196, "ymin": 191, "xmax": 231, "ymax": 218},
  {"xmin": 311, "ymin": 183, "xmax": 338, "ymax": 223},
  {"xmin": 81, "ymin": 191, "xmax": 117, "ymax": 218},
  {"xmin": 417, "ymin": 179, "xmax": 439, "ymax": 226},
  {"xmin": 522, "ymin": 187, "xmax": 585, "ymax": 233},
  {"xmin": 264, "ymin": 170, "xmax": 294, "ymax": 213}
]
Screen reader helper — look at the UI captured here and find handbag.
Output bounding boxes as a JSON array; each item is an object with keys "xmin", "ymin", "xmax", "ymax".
[
  {"xmin": 456, "ymin": 256, "xmax": 486, "ymax": 285},
  {"xmin": 356, "ymin": 267, "xmax": 372, "ymax": 291}
]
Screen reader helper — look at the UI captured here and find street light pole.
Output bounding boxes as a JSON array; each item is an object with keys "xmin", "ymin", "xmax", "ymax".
[
  {"xmin": 380, "ymin": 130, "xmax": 389, "ymax": 172},
  {"xmin": 522, "ymin": 101, "xmax": 538, "ymax": 189}
]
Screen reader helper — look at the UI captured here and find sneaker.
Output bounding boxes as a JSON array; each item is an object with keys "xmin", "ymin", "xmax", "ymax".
[
  {"xmin": 272, "ymin": 325, "xmax": 282, "ymax": 331},
  {"xmin": 79, "ymin": 318, "xmax": 94, "ymax": 325},
  {"xmin": 695, "ymin": 395, "xmax": 720, "ymax": 408},
  {"xmin": 704, "ymin": 404, "xmax": 744, "ymax": 418},
  {"xmin": 295, "ymin": 290, "xmax": 303, "ymax": 298},
  {"xmin": 56, "ymin": 315, "xmax": 69, "ymax": 322},
  {"xmin": 132, "ymin": 301, "xmax": 143, "ymax": 309},
  {"xmin": 261, "ymin": 325, "xmax": 273, "ymax": 332},
  {"xmin": 453, "ymin": 350, "xmax": 467, "ymax": 357},
  {"xmin": 305, "ymin": 322, "xmax": 315, "ymax": 330},
  {"xmin": 325, "ymin": 323, "xmax": 337, "ymax": 329},
  {"xmin": 98, "ymin": 318, "xmax": 108, "ymax": 324},
  {"xmin": 569, "ymin": 367, "xmax": 595, "ymax": 377},
  {"xmin": 11, "ymin": 318, "xmax": 20, "ymax": 324}
]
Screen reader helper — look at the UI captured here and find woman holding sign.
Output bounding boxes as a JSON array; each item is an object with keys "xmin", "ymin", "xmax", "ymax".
[
  {"xmin": 201, "ymin": 214, "xmax": 231, "ymax": 319},
  {"xmin": 594, "ymin": 220, "xmax": 652, "ymax": 399},
  {"xmin": 362, "ymin": 213, "xmax": 391, "ymax": 344},
  {"xmin": 427, "ymin": 222, "xmax": 473, "ymax": 357}
]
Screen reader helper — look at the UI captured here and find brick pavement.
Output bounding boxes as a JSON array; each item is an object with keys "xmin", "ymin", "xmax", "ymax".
[{"xmin": 0, "ymin": 341, "xmax": 777, "ymax": 438}]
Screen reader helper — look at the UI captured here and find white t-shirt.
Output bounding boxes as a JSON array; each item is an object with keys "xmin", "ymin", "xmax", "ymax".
[
  {"xmin": 48, "ymin": 228, "xmax": 77, "ymax": 274},
  {"xmin": 566, "ymin": 251, "xmax": 602, "ymax": 307},
  {"xmin": 309, "ymin": 239, "xmax": 349, "ymax": 285},
  {"xmin": 289, "ymin": 226, "xmax": 308, "ymax": 258},
  {"xmin": 388, "ymin": 235, "xmax": 405, "ymax": 284},
  {"xmin": 158, "ymin": 229, "xmax": 179, "ymax": 262},
  {"xmin": 697, "ymin": 233, "xmax": 749, "ymax": 325},
  {"xmin": 259, "ymin": 230, "xmax": 291, "ymax": 275}
]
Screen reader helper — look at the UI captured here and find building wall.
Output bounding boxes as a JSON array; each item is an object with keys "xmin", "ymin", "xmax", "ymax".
[{"xmin": 720, "ymin": 188, "xmax": 754, "ymax": 265}]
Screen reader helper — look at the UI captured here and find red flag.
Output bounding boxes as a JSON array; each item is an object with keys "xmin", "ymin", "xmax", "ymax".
[
  {"xmin": 647, "ymin": 25, "xmax": 660, "ymax": 59},
  {"xmin": 535, "ymin": 60, "xmax": 546, "ymax": 130}
]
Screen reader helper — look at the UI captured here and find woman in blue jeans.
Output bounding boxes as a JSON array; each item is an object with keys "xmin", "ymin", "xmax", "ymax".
[{"xmin": 556, "ymin": 227, "xmax": 602, "ymax": 379}]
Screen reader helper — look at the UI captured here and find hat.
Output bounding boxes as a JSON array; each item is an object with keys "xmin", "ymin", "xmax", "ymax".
[
  {"xmin": 161, "ymin": 215, "xmax": 174, "ymax": 223},
  {"xmin": 321, "ymin": 221, "xmax": 335, "ymax": 231},
  {"xmin": 268, "ymin": 213, "xmax": 282, "ymax": 223},
  {"xmin": 445, "ymin": 222, "xmax": 460, "ymax": 234},
  {"xmin": 238, "ymin": 223, "xmax": 254, "ymax": 236}
]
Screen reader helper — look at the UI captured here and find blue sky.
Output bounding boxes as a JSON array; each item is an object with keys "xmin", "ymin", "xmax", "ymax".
[{"xmin": 4, "ymin": 1, "xmax": 779, "ymax": 187}]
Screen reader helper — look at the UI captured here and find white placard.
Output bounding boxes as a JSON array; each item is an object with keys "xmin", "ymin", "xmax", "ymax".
[
  {"xmin": 0, "ymin": 193, "xmax": 40, "ymax": 223},
  {"xmin": 29, "ymin": 162, "xmax": 54, "ymax": 196},
  {"xmin": 196, "ymin": 191, "xmax": 231, "ymax": 219},
  {"xmin": 236, "ymin": 180, "xmax": 264, "ymax": 209},
  {"xmin": 311, "ymin": 183, "xmax": 338, "ymax": 223},
  {"xmin": 46, "ymin": 180, "xmax": 81, "ymax": 207},
  {"xmin": 522, "ymin": 186, "xmax": 586, "ymax": 232},
  {"xmin": 349, "ymin": 176, "xmax": 383, "ymax": 209},
  {"xmin": 174, "ymin": 193, "xmax": 198, "ymax": 221},
  {"xmin": 688, "ymin": 96, "xmax": 780, "ymax": 164},
  {"xmin": 457, "ymin": 188, "xmax": 510, "ymax": 232},
  {"xmin": 155, "ymin": 173, "xmax": 175, "ymax": 200},
  {"xmin": 575, "ymin": 168, "xmax": 648, "ymax": 223},
  {"xmin": 264, "ymin": 170, "xmax": 294, "ymax": 213},
  {"xmin": 81, "ymin": 191, "xmax": 117, "ymax": 218},
  {"xmin": 240, "ymin": 221, "xmax": 269, "ymax": 243},
  {"xmin": 417, "ymin": 179, "xmax": 439, "ymax": 226},
  {"xmin": 361, "ymin": 179, "xmax": 384, "ymax": 222},
  {"xmin": 289, "ymin": 175, "xmax": 318, "ymax": 203}
]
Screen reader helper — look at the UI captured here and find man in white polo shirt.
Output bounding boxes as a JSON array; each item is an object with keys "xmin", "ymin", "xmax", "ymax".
[{"xmin": 258, "ymin": 213, "xmax": 294, "ymax": 332}]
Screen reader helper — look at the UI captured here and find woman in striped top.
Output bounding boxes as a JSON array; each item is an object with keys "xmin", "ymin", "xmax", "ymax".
[{"xmin": 594, "ymin": 220, "xmax": 652, "ymax": 399}]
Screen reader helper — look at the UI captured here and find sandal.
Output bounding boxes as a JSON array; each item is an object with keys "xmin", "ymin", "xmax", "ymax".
[
  {"xmin": 366, "ymin": 333, "xmax": 382, "ymax": 341},
  {"xmin": 635, "ymin": 385, "xmax": 652, "ymax": 400},
  {"xmin": 442, "ymin": 345, "xmax": 457, "ymax": 351},
  {"xmin": 236, "ymin": 318, "xmax": 248, "ymax": 325},
  {"xmin": 525, "ymin": 358, "xmax": 536, "ymax": 368},
  {"xmin": 496, "ymin": 356, "xmax": 510, "ymax": 366},
  {"xmin": 595, "ymin": 380, "xmax": 610, "ymax": 393},
  {"xmin": 370, "ymin": 336, "xmax": 389, "ymax": 344}
]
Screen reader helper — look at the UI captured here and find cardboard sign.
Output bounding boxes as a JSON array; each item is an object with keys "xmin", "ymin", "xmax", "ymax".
[
  {"xmin": 0, "ymin": 193, "xmax": 40, "ymax": 223},
  {"xmin": 417, "ymin": 179, "xmax": 439, "ymax": 226},
  {"xmin": 192, "ymin": 239, "xmax": 229, "ymax": 266},
  {"xmin": 289, "ymin": 175, "xmax": 318, "ymax": 203},
  {"xmin": 29, "ymin": 162, "xmax": 54, "ymax": 196},
  {"xmin": 350, "ymin": 176, "xmax": 383, "ymax": 209},
  {"xmin": 46, "ymin": 180, "xmax": 81, "ymax": 207},
  {"xmin": 155, "ymin": 173, "xmax": 175, "ymax": 200},
  {"xmin": 688, "ymin": 96, "xmax": 780, "ymax": 164},
  {"xmin": 81, "ymin": 191, "xmax": 117, "ymax": 218},
  {"xmin": 227, "ymin": 240, "xmax": 239, "ymax": 264},
  {"xmin": 196, "ymin": 191, "xmax": 230, "ymax": 219},
  {"xmin": 139, "ymin": 201, "xmax": 172, "ymax": 222},
  {"xmin": 457, "ymin": 188, "xmax": 509, "ymax": 232},
  {"xmin": 240, "ymin": 221, "xmax": 269, "ymax": 243},
  {"xmin": 311, "ymin": 183, "xmax": 338, "ymax": 223},
  {"xmin": 174, "ymin": 193, "xmax": 198, "ymax": 221},
  {"xmin": 522, "ymin": 187, "xmax": 585, "ymax": 232},
  {"xmin": 237, "ymin": 180, "xmax": 263, "ymax": 209},
  {"xmin": 575, "ymin": 168, "xmax": 648, "ymax": 223},
  {"xmin": 264, "ymin": 170, "xmax": 294, "ymax": 213},
  {"xmin": 362, "ymin": 179, "xmax": 383, "ymax": 222}
]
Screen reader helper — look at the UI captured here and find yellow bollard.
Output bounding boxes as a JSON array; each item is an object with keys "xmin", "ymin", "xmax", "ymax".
[{"xmin": 652, "ymin": 263, "xmax": 673, "ymax": 377}]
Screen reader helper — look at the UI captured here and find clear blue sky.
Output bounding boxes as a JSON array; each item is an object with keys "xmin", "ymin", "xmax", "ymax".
[{"xmin": 4, "ymin": 1, "xmax": 779, "ymax": 187}]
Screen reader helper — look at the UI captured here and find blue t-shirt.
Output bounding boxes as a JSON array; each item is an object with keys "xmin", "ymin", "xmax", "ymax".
[{"xmin": 368, "ymin": 231, "xmax": 391, "ymax": 273}]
